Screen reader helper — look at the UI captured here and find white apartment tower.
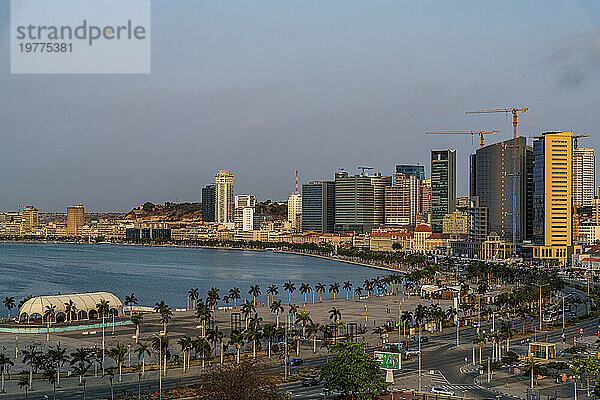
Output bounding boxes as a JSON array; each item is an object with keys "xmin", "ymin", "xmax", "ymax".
[
  {"xmin": 288, "ymin": 192, "xmax": 302, "ymax": 231},
  {"xmin": 234, "ymin": 194, "xmax": 256, "ymax": 229},
  {"xmin": 574, "ymin": 148, "xmax": 595, "ymax": 207},
  {"xmin": 215, "ymin": 170, "xmax": 234, "ymax": 224}
]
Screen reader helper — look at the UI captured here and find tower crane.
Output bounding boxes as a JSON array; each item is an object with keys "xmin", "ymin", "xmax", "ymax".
[
  {"xmin": 425, "ymin": 130, "xmax": 500, "ymax": 148},
  {"xmin": 358, "ymin": 166, "xmax": 373, "ymax": 175},
  {"xmin": 465, "ymin": 107, "xmax": 528, "ymax": 256}
]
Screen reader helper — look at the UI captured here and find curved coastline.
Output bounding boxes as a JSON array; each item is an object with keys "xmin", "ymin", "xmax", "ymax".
[{"xmin": 0, "ymin": 239, "xmax": 406, "ymax": 273}]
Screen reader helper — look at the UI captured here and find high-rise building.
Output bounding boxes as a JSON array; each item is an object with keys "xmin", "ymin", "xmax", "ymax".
[
  {"xmin": 395, "ymin": 164, "xmax": 425, "ymax": 180},
  {"xmin": 20, "ymin": 205, "xmax": 38, "ymax": 235},
  {"xmin": 431, "ymin": 150, "xmax": 456, "ymax": 232},
  {"xmin": 201, "ymin": 184, "xmax": 216, "ymax": 222},
  {"xmin": 467, "ymin": 196, "xmax": 488, "ymax": 243},
  {"xmin": 215, "ymin": 170, "xmax": 234, "ymax": 224},
  {"xmin": 334, "ymin": 172, "xmax": 391, "ymax": 233},
  {"xmin": 420, "ymin": 179, "xmax": 431, "ymax": 222},
  {"xmin": 301, "ymin": 181, "xmax": 335, "ymax": 233},
  {"xmin": 242, "ymin": 207, "xmax": 254, "ymax": 232},
  {"xmin": 384, "ymin": 173, "xmax": 421, "ymax": 227},
  {"xmin": 573, "ymin": 148, "xmax": 595, "ymax": 207},
  {"xmin": 470, "ymin": 137, "xmax": 533, "ymax": 242},
  {"xmin": 532, "ymin": 132, "xmax": 573, "ymax": 263},
  {"xmin": 287, "ymin": 192, "xmax": 302, "ymax": 231},
  {"xmin": 235, "ymin": 195, "xmax": 256, "ymax": 229},
  {"xmin": 66, "ymin": 205, "xmax": 85, "ymax": 236}
]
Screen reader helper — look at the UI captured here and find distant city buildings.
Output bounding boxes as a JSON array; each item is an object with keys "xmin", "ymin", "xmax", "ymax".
[
  {"xmin": 384, "ymin": 173, "xmax": 421, "ymax": 227},
  {"xmin": 470, "ymin": 137, "xmax": 533, "ymax": 242},
  {"xmin": 431, "ymin": 150, "xmax": 456, "ymax": 233},
  {"xmin": 287, "ymin": 192, "xmax": 302, "ymax": 232},
  {"xmin": 215, "ymin": 170, "xmax": 234, "ymax": 224},
  {"xmin": 334, "ymin": 171, "xmax": 391, "ymax": 234},
  {"xmin": 301, "ymin": 180, "xmax": 335, "ymax": 233},
  {"xmin": 20, "ymin": 206, "xmax": 38, "ymax": 235},
  {"xmin": 235, "ymin": 195, "xmax": 256, "ymax": 231},
  {"xmin": 66, "ymin": 205, "xmax": 84, "ymax": 236},
  {"xmin": 573, "ymin": 148, "xmax": 595, "ymax": 207},
  {"xmin": 201, "ymin": 184, "xmax": 216, "ymax": 222},
  {"xmin": 395, "ymin": 164, "xmax": 425, "ymax": 180},
  {"xmin": 532, "ymin": 132, "xmax": 573, "ymax": 264}
]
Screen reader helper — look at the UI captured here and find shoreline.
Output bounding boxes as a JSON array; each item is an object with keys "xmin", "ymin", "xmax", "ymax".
[{"xmin": 0, "ymin": 239, "xmax": 407, "ymax": 274}]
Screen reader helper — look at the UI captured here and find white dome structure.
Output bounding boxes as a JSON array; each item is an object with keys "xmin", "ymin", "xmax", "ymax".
[{"xmin": 18, "ymin": 292, "xmax": 123, "ymax": 323}]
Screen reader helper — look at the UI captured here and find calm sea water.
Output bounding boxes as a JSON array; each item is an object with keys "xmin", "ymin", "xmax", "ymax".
[{"xmin": 0, "ymin": 243, "xmax": 389, "ymax": 308}]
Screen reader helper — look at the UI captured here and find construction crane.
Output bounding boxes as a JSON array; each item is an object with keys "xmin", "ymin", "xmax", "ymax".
[
  {"xmin": 425, "ymin": 130, "xmax": 500, "ymax": 148},
  {"xmin": 358, "ymin": 166, "xmax": 373, "ymax": 175},
  {"xmin": 465, "ymin": 107, "xmax": 528, "ymax": 257}
]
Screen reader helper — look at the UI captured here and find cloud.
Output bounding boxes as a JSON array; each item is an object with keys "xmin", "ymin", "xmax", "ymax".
[
  {"xmin": 544, "ymin": 28, "xmax": 600, "ymax": 89},
  {"xmin": 245, "ymin": 117, "xmax": 266, "ymax": 129}
]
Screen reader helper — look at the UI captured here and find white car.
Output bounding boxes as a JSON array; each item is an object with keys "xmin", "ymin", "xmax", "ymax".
[
  {"xmin": 431, "ymin": 387, "xmax": 455, "ymax": 396},
  {"xmin": 404, "ymin": 349, "xmax": 420, "ymax": 357}
]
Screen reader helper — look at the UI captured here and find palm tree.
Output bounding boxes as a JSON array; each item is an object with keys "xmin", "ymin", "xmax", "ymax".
[
  {"xmin": 315, "ymin": 283, "xmax": 326, "ymax": 303},
  {"xmin": 195, "ymin": 300, "xmax": 211, "ymax": 337},
  {"xmin": 2, "ymin": 297, "xmax": 15, "ymax": 320},
  {"xmin": 373, "ymin": 325, "xmax": 388, "ymax": 345},
  {"xmin": 192, "ymin": 337, "xmax": 210, "ymax": 369},
  {"xmin": 206, "ymin": 287, "xmax": 220, "ymax": 311},
  {"xmin": 0, "ymin": 352, "xmax": 14, "ymax": 393},
  {"xmin": 48, "ymin": 344, "xmax": 67, "ymax": 388},
  {"xmin": 17, "ymin": 376, "xmax": 29, "ymax": 400},
  {"xmin": 262, "ymin": 323, "xmax": 276, "ymax": 359},
  {"xmin": 246, "ymin": 316, "xmax": 263, "ymax": 358},
  {"xmin": 64, "ymin": 300, "xmax": 76, "ymax": 323},
  {"xmin": 267, "ymin": 285, "xmax": 279, "ymax": 306},
  {"xmin": 151, "ymin": 335, "xmax": 170, "ymax": 375},
  {"xmin": 229, "ymin": 330, "xmax": 245, "ymax": 364},
  {"xmin": 401, "ymin": 311, "xmax": 413, "ymax": 337},
  {"xmin": 154, "ymin": 301, "xmax": 172, "ymax": 334},
  {"xmin": 22, "ymin": 344, "xmax": 39, "ymax": 388},
  {"xmin": 328, "ymin": 307, "xmax": 342, "ymax": 343},
  {"xmin": 44, "ymin": 304, "xmax": 57, "ymax": 323},
  {"xmin": 108, "ymin": 344, "xmax": 127, "ymax": 382},
  {"xmin": 124, "ymin": 293, "xmax": 138, "ymax": 315},
  {"xmin": 229, "ymin": 287, "xmax": 241, "ymax": 308},
  {"xmin": 329, "ymin": 282, "xmax": 340, "ymax": 301},
  {"xmin": 354, "ymin": 287, "xmax": 363, "ymax": 300},
  {"xmin": 288, "ymin": 304, "xmax": 299, "ymax": 321},
  {"xmin": 270, "ymin": 300, "xmax": 284, "ymax": 328},
  {"xmin": 177, "ymin": 336, "xmax": 192, "ymax": 373},
  {"xmin": 188, "ymin": 288, "xmax": 199, "ymax": 311},
  {"xmin": 134, "ymin": 342, "xmax": 150, "ymax": 376},
  {"xmin": 131, "ymin": 314, "xmax": 143, "ymax": 343},
  {"xmin": 295, "ymin": 311, "xmax": 312, "ymax": 337},
  {"xmin": 96, "ymin": 298, "xmax": 110, "ymax": 371},
  {"xmin": 69, "ymin": 347, "xmax": 90, "ymax": 385},
  {"xmin": 248, "ymin": 285, "xmax": 261, "ymax": 307},
  {"xmin": 298, "ymin": 283, "xmax": 309, "ymax": 308},
  {"xmin": 207, "ymin": 327, "xmax": 224, "ymax": 364},
  {"xmin": 343, "ymin": 281, "xmax": 352, "ymax": 300},
  {"xmin": 240, "ymin": 300, "xmax": 255, "ymax": 329},
  {"xmin": 306, "ymin": 322, "xmax": 321, "ymax": 353},
  {"xmin": 283, "ymin": 280, "xmax": 296, "ymax": 304}
]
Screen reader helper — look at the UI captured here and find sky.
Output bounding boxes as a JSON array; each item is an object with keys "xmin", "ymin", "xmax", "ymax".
[{"xmin": 1, "ymin": 1, "xmax": 600, "ymax": 212}]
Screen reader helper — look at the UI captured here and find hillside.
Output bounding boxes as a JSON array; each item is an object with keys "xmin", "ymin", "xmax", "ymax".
[{"xmin": 124, "ymin": 202, "xmax": 203, "ymax": 221}]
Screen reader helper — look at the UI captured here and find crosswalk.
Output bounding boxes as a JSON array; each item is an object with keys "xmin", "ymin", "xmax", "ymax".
[{"xmin": 427, "ymin": 370, "xmax": 478, "ymax": 392}]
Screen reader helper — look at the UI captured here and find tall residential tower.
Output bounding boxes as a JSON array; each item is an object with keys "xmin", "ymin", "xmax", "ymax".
[
  {"xmin": 430, "ymin": 150, "xmax": 456, "ymax": 232},
  {"xmin": 215, "ymin": 170, "xmax": 234, "ymax": 224}
]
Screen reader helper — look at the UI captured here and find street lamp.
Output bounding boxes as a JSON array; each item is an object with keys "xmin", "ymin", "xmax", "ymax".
[{"xmin": 152, "ymin": 333, "xmax": 162, "ymax": 400}]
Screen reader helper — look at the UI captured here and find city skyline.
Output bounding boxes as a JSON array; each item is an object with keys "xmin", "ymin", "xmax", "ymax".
[{"xmin": 1, "ymin": 1, "xmax": 600, "ymax": 211}]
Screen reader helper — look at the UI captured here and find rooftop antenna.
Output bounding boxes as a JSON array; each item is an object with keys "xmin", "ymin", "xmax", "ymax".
[
  {"xmin": 295, "ymin": 170, "xmax": 299, "ymax": 194},
  {"xmin": 358, "ymin": 166, "xmax": 373, "ymax": 175}
]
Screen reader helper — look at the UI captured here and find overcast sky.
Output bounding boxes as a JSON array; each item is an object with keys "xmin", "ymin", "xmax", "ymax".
[{"xmin": 1, "ymin": 1, "xmax": 600, "ymax": 212}]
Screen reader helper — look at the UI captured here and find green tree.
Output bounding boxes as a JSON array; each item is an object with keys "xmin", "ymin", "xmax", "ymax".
[
  {"xmin": 320, "ymin": 342, "xmax": 386, "ymax": 400},
  {"xmin": 2, "ymin": 297, "xmax": 15, "ymax": 320},
  {"xmin": 0, "ymin": 352, "xmax": 14, "ymax": 393},
  {"xmin": 134, "ymin": 342, "xmax": 150, "ymax": 376},
  {"xmin": 17, "ymin": 376, "xmax": 29, "ymax": 400},
  {"xmin": 107, "ymin": 343, "xmax": 127, "ymax": 382}
]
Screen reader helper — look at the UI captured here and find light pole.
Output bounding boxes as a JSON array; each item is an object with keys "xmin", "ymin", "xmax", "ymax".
[{"xmin": 152, "ymin": 333, "xmax": 162, "ymax": 400}]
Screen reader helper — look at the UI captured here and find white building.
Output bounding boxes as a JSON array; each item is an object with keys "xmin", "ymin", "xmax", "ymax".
[
  {"xmin": 234, "ymin": 194, "xmax": 256, "ymax": 229},
  {"xmin": 574, "ymin": 148, "xmax": 595, "ymax": 207},
  {"xmin": 288, "ymin": 192, "xmax": 302, "ymax": 231},
  {"xmin": 215, "ymin": 170, "xmax": 234, "ymax": 224},
  {"xmin": 242, "ymin": 207, "xmax": 254, "ymax": 232},
  {"xmin": 578, "ymin": 221, "xmax": 600, "ymax": 244}
]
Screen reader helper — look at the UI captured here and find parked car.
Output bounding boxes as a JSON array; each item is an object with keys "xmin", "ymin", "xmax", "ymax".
[
  {"xmin": 431, "ymin": 387, "xmax": 455, "ymax": 396},
  {"xmin": 302, "ymin": 377, "xmax": 319, "ymax": 387},
  {"xmin": 420, "ymin": 336, "xmax": 429, "ymax": 343},
  {"xmin": 289, "ymin": 357, "xmax": 303, "ymax": 366}
]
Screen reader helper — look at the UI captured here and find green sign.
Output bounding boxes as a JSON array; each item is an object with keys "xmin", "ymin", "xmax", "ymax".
[{"xmin": 374, "ymin": 351, "xmax": 400, "ymax": 370}]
